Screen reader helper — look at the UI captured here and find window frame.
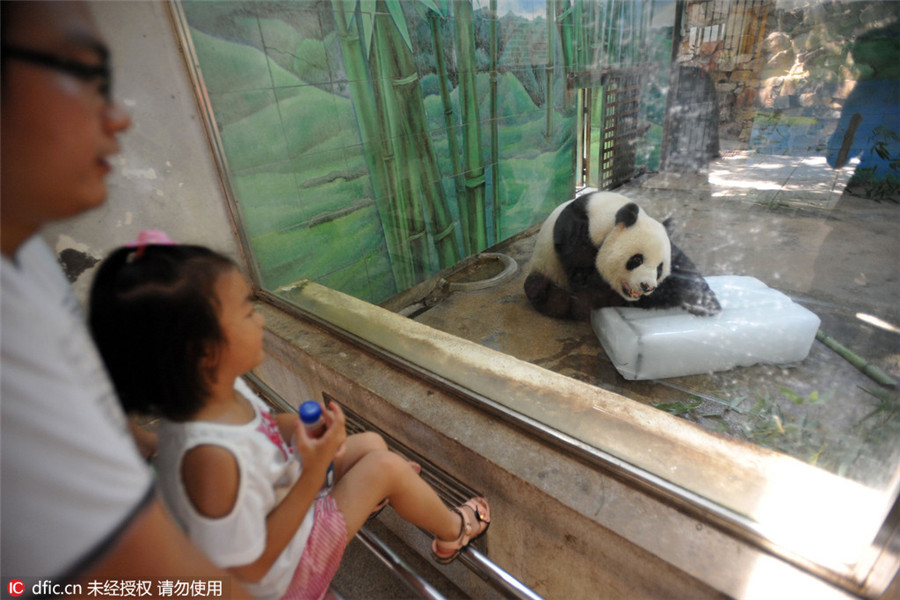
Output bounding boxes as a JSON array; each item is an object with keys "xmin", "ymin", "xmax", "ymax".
[{"xmin": 168, "ymin": 3, "xmax": 900, "ymax": 595}]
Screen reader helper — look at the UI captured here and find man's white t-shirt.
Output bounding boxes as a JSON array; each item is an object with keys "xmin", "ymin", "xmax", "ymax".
[{"xmin": 1, "ymin": 236, "xmax": 154, "ymax": 586}]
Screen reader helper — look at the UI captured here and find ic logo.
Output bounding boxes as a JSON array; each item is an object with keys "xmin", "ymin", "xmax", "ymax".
[{"xmin": 7, "ymin": 579, "xmax": 25, "ymax": 597}]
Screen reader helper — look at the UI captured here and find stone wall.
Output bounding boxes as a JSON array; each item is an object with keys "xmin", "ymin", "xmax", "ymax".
[
  {"xmin": 675, "ymin": 0, "xmax": 775, "ymax": 143},
  {"xmin": 673, "ymin": 0, "xmax": 897, "ymax": 148}
]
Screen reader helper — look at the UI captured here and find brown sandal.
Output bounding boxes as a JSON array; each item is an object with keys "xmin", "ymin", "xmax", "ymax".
[{"xmin": 431, "ymin": 497, "xmax": 491, "ymax": 564}]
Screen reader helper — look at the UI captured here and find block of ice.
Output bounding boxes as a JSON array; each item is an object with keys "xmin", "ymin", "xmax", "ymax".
[{"xmin": 591, "ymin": 276, "xmax": 821, "ymax": 381}]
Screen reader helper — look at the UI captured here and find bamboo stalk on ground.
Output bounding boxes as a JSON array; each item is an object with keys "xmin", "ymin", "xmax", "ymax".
[{"xmin": 816, "ymin": 329, "xmax": 898, "ymax": 388}]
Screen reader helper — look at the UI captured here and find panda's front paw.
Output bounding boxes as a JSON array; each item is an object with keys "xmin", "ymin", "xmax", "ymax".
[{"xmin": 682, "ymin": 288, "xmax": 722, "ymax": 316}]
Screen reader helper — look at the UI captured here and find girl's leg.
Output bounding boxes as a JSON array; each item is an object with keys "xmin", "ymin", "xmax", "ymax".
[
  {"xmin": 331, "ymin": 449, "xmax": 462, "ymax": 544},
  {"xmin": 333, "ymin": 431, "xmax": 420, "ymax": 483},
  {"xmin": 332, "ymin": 432, "xmax": 387, "ymax": 481}
]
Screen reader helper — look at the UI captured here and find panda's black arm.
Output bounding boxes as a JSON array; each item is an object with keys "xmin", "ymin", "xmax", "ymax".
[
  {"xmin": 670, "ymin": 241, "xmax": 704, "ymax": 277},
  {"xmin": 638, "ymin": 242, "xmax": 722, "ymax": 315}
]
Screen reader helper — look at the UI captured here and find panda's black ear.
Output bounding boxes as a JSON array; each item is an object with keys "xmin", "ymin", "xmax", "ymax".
[
  {"xmin": 615, "ymin": 203, "xmax": 640, "ymax": 228},
  {"xmin": 662, "ymin": 217, "xmax": 676, "ymax": 234}
]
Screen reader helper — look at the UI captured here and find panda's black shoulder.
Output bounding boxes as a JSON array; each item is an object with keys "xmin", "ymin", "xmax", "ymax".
[{"xmin": 552, "ymin": 196, "xmax": 593, "ymax": 260}]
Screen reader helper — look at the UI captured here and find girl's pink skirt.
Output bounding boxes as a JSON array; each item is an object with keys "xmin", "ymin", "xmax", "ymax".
[{"xmin": 281, "ymin": 495, "xmax": 348, "ymax": 600}]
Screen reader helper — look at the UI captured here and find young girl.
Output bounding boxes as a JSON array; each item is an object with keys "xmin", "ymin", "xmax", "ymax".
[{"xmin": 89, "ymin": 232, "xmax": 490, "ymax": 600}]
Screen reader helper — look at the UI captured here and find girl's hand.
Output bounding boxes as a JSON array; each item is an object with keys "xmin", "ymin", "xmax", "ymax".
[
  {"xmin": 291, "ymin": 402, "xmax": 347, "ymax": 478},
  {"xmin": 321, "ymin": 400, "xmax": 348, "ymax": 460},
  {"xmin": 239, "ymin": 402, "xmax": 348, "ymax": 583}
]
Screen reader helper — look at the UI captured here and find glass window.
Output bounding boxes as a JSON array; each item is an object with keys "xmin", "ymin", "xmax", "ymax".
[{"xmin": 172, "ymin": 0, "xmax": 899, "ymax": 591}]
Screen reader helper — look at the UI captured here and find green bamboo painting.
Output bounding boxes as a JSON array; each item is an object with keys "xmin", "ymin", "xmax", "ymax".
[
  {"xmin": 428, "ymin": 10, "xmax": 466, "ymax": 239},
  {"xmin": 376, "ymin": 2, "xmax": 459, "ymax": 271},
  {"xmin": 179, "ymin": 0, "xmax": 662, "ymax": 304},
  {"xmin": 454, "ymin": 0, "xmax": 488, "ymax": 256},
  {"xmin": 332, "ymin": 0, "xmax": 458, "ymax": 290},
  {"xmin": 490, "ymin": 0, "xmax": 501, "ymax": 242},
  {"xmin": 546, "ymin": 0, "xmax": 555, "ymax": 137}
]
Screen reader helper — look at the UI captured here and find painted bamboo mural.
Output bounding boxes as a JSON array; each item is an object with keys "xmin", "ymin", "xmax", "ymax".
[
  {"xmin": 332, "ymin": 0, "xmax": 459, "ymax": 289},
  {"xmin": 388, "ymin": 0, "xmax": 458, "ymax": 271},
  {"xmin": 546, "ymin": 0, "xmax": 555, "ymax": 137},
  {"xmin": 371, "ymin": 0, "xmax": 460, "ymax": 275},
  {"xmin": 557, "ymin": 0, "xmax": 653, "ymax": 73},
  {"xmin": 556, "ymin": 1, "xmax": 574, "ymax": 82},
  {"xmin": 454, "ymin": 0, "xmax": 488, "ymax": 256},
  {"xmin": 369, "ymin": 9, "xmax": 428, "ymax": 285},
  {"xmin": 332, "ymin": 0, "xmax": 410, "ymax": 289},
  {"xmin": 180, "ymin": 0, "xmax": 586, "ymax": 303},
  {"xmin": 574, "ymin": 0, "xmax": 585, "ymax": 69},
  {"xmin": 489, "ymin": 0, "xmax": 500, "ymax": 242},
  {"xmin": 428, "ymin": 10, "xmax": 465, "ymax": 229}
]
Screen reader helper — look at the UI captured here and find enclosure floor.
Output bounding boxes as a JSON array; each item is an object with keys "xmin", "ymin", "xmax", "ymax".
[{"xmin": 406, "ymin": 151, "xmax": 900, "ymax": 488}]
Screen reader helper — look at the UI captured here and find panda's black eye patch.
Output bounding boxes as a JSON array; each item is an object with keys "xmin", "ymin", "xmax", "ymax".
[
  {"xmin": 626, "ymin": 254, "xmax": 644, "ymax": 271},
  {"xmin": 657, "ymin": 262, "xmax": 664, "ymax": 279}
]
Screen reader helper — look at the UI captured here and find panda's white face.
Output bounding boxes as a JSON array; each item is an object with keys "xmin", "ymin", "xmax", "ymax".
[{"xmin": 595, "ymin": 213, "xmax": 671, "ymax": 301}]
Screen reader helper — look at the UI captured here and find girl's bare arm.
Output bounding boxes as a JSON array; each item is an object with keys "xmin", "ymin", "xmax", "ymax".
[{"xmin": 182, "ymin": 404, "xmax": 347, "ymax": 583}]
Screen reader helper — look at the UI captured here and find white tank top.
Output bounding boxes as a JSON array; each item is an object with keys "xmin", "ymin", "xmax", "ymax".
[{"xmin": 156, "ymin": 378, "xmax": 314, "ymax": 600}]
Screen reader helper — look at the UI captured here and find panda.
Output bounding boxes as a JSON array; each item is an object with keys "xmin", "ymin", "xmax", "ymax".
[{"xmin": 523, "ymin": 191, "xmax": 721, "ymax": 321}]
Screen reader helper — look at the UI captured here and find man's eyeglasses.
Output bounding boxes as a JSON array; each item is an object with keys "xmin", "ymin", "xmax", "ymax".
[{"xmin": 1, "ymin": 45, "xmax": 112, "ymax": 103}]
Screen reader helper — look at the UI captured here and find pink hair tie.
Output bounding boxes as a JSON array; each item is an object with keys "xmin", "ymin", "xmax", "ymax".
[{"xmin": 127, "ymin": 229, "xmax": 176, "ymax": 259}]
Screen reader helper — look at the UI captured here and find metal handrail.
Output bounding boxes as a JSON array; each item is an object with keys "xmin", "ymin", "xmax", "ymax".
[
  {"xmin": 356, "ymin": 527, "xmax": 448, "ymax": 600},
  {"xmin": 356, "ymin": 526, "xmax": 545, "ymax": 600},
  {"xmin": 460, "ymin": 549, "xmax": 545, "ymax": 600}
]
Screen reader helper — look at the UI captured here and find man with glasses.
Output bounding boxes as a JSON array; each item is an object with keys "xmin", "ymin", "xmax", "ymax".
[{"xmin": 1, "ymin": 3, "xmax": 250, "ymax": 596}]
